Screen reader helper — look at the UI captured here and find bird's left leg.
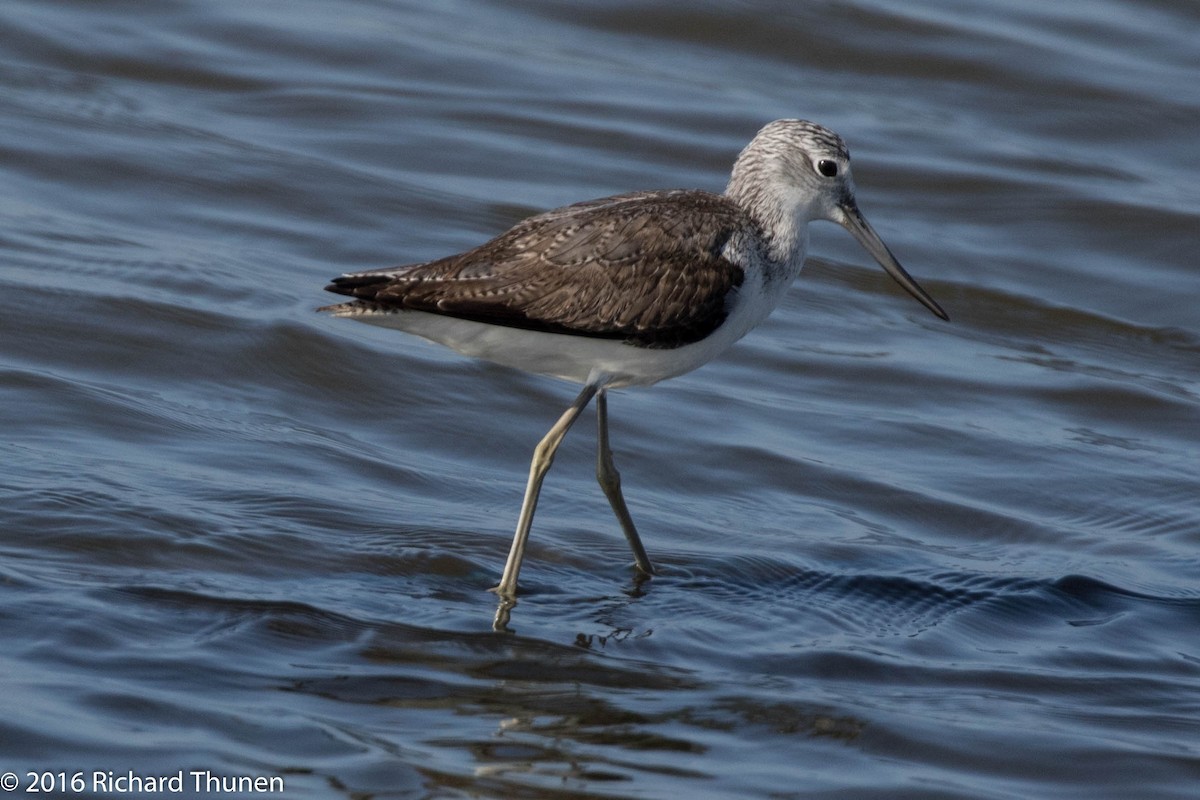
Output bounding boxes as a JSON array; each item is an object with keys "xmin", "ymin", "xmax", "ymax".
[{"xmin": 494, "ymin": 383, "xmax": 598, "ymax": 603}]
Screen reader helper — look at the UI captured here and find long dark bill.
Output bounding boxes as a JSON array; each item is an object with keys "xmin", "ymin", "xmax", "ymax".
[{"xmin": 839, "ymin": 200, "xmax": 949, "ymax": 322}]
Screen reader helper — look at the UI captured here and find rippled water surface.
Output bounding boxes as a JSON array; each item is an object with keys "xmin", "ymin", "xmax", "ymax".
[{"xmin": 3, "ymin": 1, "xmax": 1199, "ymax": 797}]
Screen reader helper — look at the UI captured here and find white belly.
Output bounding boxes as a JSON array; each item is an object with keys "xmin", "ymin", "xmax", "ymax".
[{"xmin": 331, "ymin": 263, "xmax": 794, "ymax": 389}]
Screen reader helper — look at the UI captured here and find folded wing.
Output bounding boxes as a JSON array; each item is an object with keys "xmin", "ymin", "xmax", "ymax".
[{"xmin": 324, "ymin": 191, "xmax": 750, "ymax": 348}]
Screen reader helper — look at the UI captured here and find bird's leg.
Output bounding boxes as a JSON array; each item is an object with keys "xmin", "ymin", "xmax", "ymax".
[
  {"xmin": 493, "ymin": 383, "xmax": 598, "ymax": 604},
  {"xmin": 595, "ymin": 389, "xmax": 655, "ymax": 576}
]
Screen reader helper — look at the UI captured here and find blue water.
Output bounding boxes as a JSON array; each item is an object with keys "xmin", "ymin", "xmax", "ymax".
[{"xmin": 2, "ymin": 1, "xmax": 1198, "ymax": 797}]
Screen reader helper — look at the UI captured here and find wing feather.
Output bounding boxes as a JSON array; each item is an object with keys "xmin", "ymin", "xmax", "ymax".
[{"xmin": 325, "ymin": 190, "xmax": 753, "ymax": 348}]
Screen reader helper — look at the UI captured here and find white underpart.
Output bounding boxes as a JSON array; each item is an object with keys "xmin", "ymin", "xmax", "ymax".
[{"xmin": 331, "ymin": 230, "xmax": 808, "ymax": 389}]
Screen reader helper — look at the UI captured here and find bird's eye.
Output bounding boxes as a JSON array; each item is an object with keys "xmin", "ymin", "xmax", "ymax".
[{"xmin": 816, "ymin": 159, "xmax": 838, "ymax": 178}]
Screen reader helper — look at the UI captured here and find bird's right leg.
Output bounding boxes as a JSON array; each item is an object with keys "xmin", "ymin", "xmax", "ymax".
[{"xmin": 595, "ymin": 388, "xmax": 654, "ymax": 576}]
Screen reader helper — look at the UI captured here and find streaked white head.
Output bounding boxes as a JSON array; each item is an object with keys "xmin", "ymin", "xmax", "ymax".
[{"xmin": 727, "ymin": 119, "xmax": 947, "ymax": 320}]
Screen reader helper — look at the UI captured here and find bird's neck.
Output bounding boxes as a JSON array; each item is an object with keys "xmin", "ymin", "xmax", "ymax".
[{"xmin": 726, "ymin": 177, "xmax": 811, "ymax": 269}]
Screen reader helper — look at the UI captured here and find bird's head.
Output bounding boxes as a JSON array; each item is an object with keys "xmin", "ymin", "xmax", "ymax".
[{"xmin": 728, "ymin": 119, "xmax": 948, "ymax": 321}]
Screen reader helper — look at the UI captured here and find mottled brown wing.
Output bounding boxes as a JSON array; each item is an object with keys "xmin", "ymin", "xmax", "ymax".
[{"xmin": 325, "ymin": 190, "xmax": 750, "ymax": 348}]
